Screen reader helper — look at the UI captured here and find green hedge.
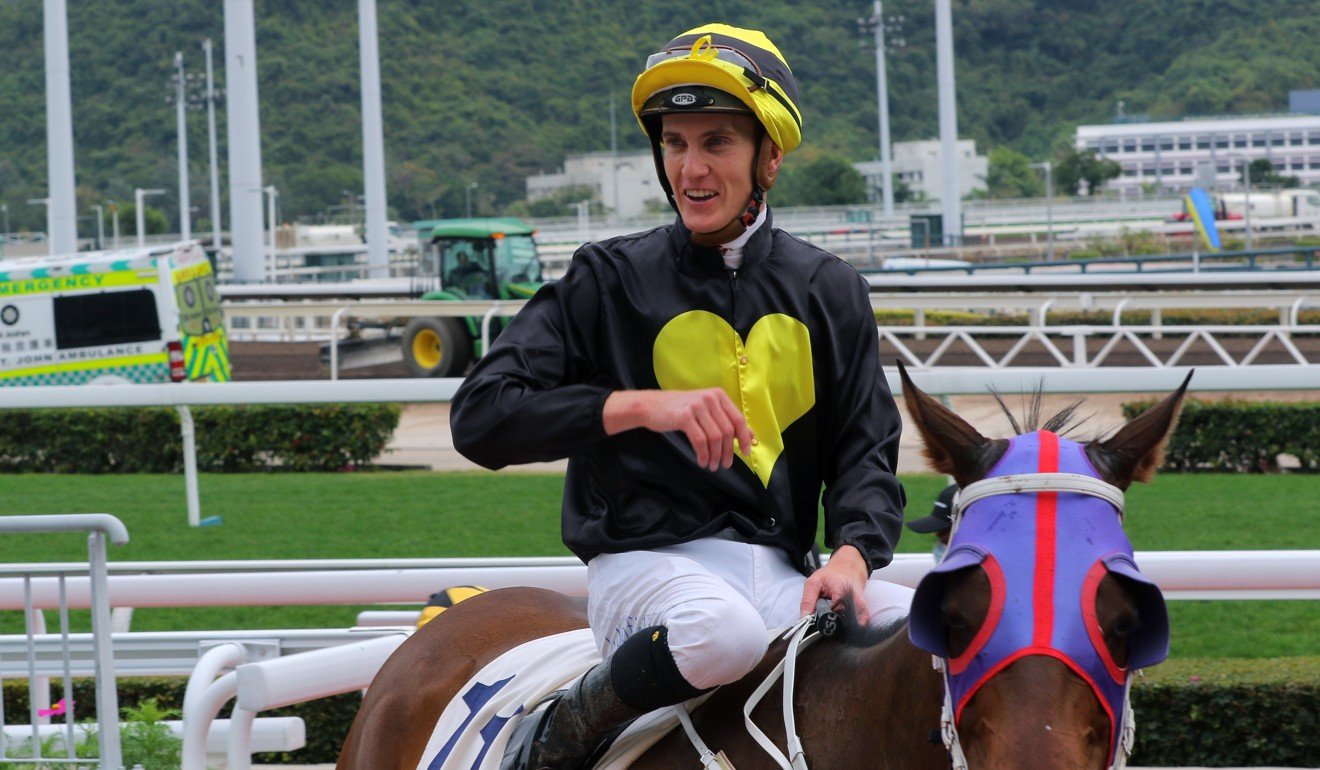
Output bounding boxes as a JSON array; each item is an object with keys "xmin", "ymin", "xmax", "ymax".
[
  {"xmin": 0, "ymin": 404, "xmax": 401, "ymax": 473},
  {"xmin": 3, "ymin": 673, "xmax": 1315, "ymax": 766},
  {"xmin": 1122, "ymin": 398, "xmax": 1319, "ymax": 473}
]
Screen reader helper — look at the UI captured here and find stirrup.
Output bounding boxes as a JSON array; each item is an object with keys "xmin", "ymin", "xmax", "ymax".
[{"xmin": 500, "ymin": 694, "xmax": 559, "ymax": 770}]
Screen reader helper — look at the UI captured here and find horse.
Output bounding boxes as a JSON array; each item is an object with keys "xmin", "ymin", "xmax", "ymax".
[{"xmin": 338, "ymin": 366, "xmax": 1188, "ymax": 769}]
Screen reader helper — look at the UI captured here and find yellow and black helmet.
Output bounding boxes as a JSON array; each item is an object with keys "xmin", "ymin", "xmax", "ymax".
[
  {"xmin": 631, "ymin": 24, "xmax": 802, "ymax": 244},
  {"xmin": 631, "ymin": 24, "xmax": 802, "ymax": 154}
]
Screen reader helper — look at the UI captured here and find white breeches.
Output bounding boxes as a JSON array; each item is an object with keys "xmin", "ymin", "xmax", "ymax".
[{"xmin": 586, "ymin": 537, "xmax": 914, "ymax": 690}]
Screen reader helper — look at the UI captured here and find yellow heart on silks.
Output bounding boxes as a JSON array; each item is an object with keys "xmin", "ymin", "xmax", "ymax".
[{"xmin": 653, "ymin": 310, "xmax": 815, "ymax": 487}]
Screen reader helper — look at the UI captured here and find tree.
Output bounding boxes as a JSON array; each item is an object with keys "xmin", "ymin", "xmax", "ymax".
[
  {"xmin": 985, "ymin": 147, "xmax": 1044, "ymax": 199},
  {"xmin": 1054, "ymin": 149, "xmax": 1121, "ymax": 196},
  {"xmin": 773, "ymin": 154, "xmax": 867, "ymax": 207},
  {"xmin": 1243, "ymin": 158, "xmax": 1300, "ymax": 189}
]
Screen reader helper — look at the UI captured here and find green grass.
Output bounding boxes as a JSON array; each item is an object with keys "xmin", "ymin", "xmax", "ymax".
[{"xmin": 0, "ymin": 472, "xmax": 1315, "ymax": 662}]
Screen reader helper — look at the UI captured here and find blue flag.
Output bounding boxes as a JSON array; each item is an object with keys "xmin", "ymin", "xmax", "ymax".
[{"xmin": 1184, "ymin": 187, "xmax": 1222, "ymax": 251}]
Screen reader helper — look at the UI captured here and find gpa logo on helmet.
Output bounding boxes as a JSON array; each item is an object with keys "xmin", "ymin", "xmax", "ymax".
[{"xmin": 669, "ymin": 92, "xmax": 698, "ymax": 106}]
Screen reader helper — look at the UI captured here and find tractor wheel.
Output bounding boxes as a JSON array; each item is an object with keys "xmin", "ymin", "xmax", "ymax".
[{"xmin": 403, "ymin": 317, "xmax": 472, "ymax": 377}]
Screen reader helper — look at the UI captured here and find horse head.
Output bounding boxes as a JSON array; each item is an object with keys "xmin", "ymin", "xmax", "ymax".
[{"xmin": 897, "ymin": 364, "xmax": 1190, "ymax": 770}]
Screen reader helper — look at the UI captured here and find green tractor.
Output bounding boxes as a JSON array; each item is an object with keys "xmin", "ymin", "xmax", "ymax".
[{"xmin": 404, "ymin": 218, "xmax": 543, "ymax": 377}]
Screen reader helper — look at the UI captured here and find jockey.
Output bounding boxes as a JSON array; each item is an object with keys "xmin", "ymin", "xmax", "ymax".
[{"xmin": 451, "ymin": 22, "xmax": 914, "ymax": 770}]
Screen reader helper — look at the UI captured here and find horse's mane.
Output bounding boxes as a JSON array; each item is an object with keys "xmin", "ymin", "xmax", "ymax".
[
  {"xmin": 989, "ymin": 383, "xmax": 1093, "ymax": 438},
  {"xmin": 826, "ymin": 595, "xmax": 909, "ymax": 648}
]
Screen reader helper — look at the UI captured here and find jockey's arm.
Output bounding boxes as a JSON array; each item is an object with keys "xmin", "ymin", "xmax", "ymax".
[
  {"xmin": 800, "ymin": 544, "xmax": 871, "ymax": 624},
  {"xmin": 603, "ymin": 388, "xmax": 753, "ymax": 473}
]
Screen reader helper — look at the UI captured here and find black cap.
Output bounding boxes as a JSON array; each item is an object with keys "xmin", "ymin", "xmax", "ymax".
[{"xmin": 906, "ymin": 484, "xmax": 958, "ymax": 534}]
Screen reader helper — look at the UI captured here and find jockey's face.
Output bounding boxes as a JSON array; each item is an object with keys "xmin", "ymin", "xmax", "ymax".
[{"xmin": 660, "ymin": 112, "xmax": 781, "ymax": 237}]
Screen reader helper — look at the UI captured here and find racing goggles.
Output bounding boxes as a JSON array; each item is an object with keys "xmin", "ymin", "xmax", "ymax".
[{"xmin": 643, "ymin": 36, "xmax": 801, "ymax": 128}]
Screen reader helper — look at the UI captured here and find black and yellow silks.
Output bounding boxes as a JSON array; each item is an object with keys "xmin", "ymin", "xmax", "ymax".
[{"xmin": 450, "ymin": 212, "xmax": 906, "ymax": 576}]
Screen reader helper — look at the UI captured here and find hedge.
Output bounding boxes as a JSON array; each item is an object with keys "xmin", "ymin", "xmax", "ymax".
[
  {"xmin": 1121, "ymin": 398, "xmax": 1319, "ymax": 473},
  {"xmin": 0, "ymin": 404, "xmax": 401, "ymax": 473},
  {"xmin": 4, "ymin": 671, "xmax": 1315, "ymax": 766}
]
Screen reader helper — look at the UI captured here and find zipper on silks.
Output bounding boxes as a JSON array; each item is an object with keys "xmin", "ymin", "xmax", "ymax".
[{"xmin": 728, "ymin": 269, "xmax": 739, "ymax": 326}]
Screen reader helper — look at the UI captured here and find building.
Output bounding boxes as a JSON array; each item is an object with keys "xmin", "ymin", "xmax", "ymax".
[
  {"xmin": 854, "ymin": 139, "xmax": 988, "ymax": 203},
  {"xmin": 1075, "ymin": 113, "xmax": 1320, "ymax": 194},
  {"xmin": 526, "ymin": 150, "xmax": 663, "ymax": 217}
]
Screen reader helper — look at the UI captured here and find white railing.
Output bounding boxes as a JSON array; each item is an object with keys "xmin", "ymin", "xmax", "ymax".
[
  {"xmin": 221, "ymin": 290, "xmax": 1319, "ymax": 353},
  {"xmin": 0, "ymin": 549, "xmax": 1313, "ymax": 770},
  {"xmin": 0, "ymin": 515, "xmax": 128, "ymax": 770}
]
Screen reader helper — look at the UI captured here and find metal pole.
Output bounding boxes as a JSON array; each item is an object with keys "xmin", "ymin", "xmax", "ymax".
[
  {"xmin": 2, "ymin": 203, "xmax": 9, "ymax": 259},
  {"xmin": 204, "ymin": 39, "xmax": 223, "ymax": 254},
  {"xmin": 265, "ymin": 185, "xmax": 277, "ymax": 281},
  {"xmin": 466, "ymin": 182, "xmax": 477, "ymax": 218},
  {"xmin": 92, "ymin": 204, "xmax": 104, "ymax": 250},
  {"xmin": 42, "ymin": 0, "xmax": 78, "ymax": 256},
  {"xmin": 224, "ymin": 0, "xmax": 267, "ymax": 283},
  {"xmin": 873, "ymin": 0, "xmax": 894, "ymax": 219},
  {"xmin": 86, "ymin": 530, "xmax": 123, "ymax": 769},
  {"xmin": 1045, "ymin": 162, "xmax": 1054, "ymax": 260},
  {"xmin": 175, "ymin": 52, "xmax": 192, "ymax": 243},
  {"xmin": 934, "ymin": 0, "xmax": 962, "ymax": 246},
  {"xmin": 110, "ymin": 203, "xmax": 120, "ymax": 249},
  {"xmin": 610, "ymin": 94, "xmax": 620, "ymax": 217},
  {"xmin": 358, "ymin": 0, "xmax": 390, "ymax": 278},
  {"xmin": 178, "ymin": 406, "xmax": 201, "ymax": 527},
  {"xmin": 136, "ymin": 188, "xmax": 165, "ymax": 248},
  {"xmin": 1242, "ymin": 157, "xmax": 1253, "ymax": 250}
]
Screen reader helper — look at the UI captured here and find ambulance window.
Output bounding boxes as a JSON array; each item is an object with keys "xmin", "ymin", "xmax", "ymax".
[{"xmin": 54, "ymin": 289, "xmax": 161, "ymax": 349}]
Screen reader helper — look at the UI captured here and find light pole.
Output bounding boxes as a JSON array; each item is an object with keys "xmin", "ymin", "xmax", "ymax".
[
  {"xmin": 92, "ymin": 204, "xmax": 104, "ymax": 250},
  {"xmin": 203, "ymin": 38, "xmax": 224, "ymax": 253},
  {"xmin": 263, "ymin": 185, "xmax": 279, "ymax": 281},
  {"xmin": 134, "ymin": 188, "xmax": 166, "ymax": 248},
  {"xmin": 173, "ymin": 52, "xmax": 192, "ymax": 242},
  {"xmin": 108, "ymin": 201, "xmax": 120, "ymax": 249},
  {"xmin": 0, "ymin": 203, "xmax": 8, "ymax": 259},
  {"xmin": 1235, "ymin": 156, "xmax": 1254, "ymax": 250},
  {"xmin": 858, "ymin": 1, "xmax": 902, "ymax": 219},
  {"xmin": 1031, "ymin": 161, "xmax": 1054, "ymax": 260},
  {"xmin": 465, "ymin": 182, "xmax": 478, "ymax": 219}
]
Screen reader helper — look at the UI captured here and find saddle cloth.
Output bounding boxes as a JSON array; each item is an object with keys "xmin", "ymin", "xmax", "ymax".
[{"xmin": 414, "ymin": 628, "xmax": 705, "ymax": 770}]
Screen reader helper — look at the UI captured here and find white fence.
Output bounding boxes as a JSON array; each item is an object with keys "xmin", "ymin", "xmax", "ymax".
[{"xmin": 1, "ymin": 551, "xmax": 1316, "ymax": 769}]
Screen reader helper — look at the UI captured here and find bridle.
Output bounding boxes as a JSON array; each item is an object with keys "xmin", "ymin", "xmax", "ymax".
[{"xmin": 935, "ymin": 471, "xmax": 1136, "ymax": 770}]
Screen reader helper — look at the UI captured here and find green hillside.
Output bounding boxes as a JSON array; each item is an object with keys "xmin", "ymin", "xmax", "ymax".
[{"xmin": 1, "ymin": 0, "xmax": 1317, "ymax": 231}]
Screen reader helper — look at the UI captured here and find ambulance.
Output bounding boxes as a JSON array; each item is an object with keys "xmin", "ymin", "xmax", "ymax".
[{"xmin": 0, "ymin": 242, "xmax": 231, "ymax": 386}]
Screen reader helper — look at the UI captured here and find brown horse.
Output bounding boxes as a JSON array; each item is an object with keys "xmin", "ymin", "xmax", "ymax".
[{"xmin": 338, "ymin": 368, "xmax": 1187, "ymax": 769}]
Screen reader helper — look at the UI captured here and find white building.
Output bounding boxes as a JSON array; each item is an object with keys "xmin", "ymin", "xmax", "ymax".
[
  {"xmin": 854, "ymin": 139, "xmax": 988, "ymax": 203},
  {"xmin": 1076, "ymin": 114, "xmax": 1320, "ymax": 194},
  {"xmin": 526, "ymin": 150, "xmax": 663, "ymax": 217}
]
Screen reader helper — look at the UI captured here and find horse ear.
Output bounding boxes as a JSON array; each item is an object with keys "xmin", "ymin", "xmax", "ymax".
[
  {"xmin": 1087, "ymin": 371, "xmax": 1193, "ymax": 489},
  {"xmin": 896, "ymin": 361, "xmax": 1002, "ymax": 487}
]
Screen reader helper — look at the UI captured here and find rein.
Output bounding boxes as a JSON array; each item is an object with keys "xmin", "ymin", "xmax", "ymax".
[
  {"xmin": 674, "ymin": 612, "xmax": 823, "ymax": 769},
  {"xmin": 939, "ymin": 470, "xmax": 1136, "ymax": 770}
]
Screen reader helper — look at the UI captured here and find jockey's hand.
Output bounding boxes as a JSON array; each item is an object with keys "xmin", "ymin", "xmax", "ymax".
[
  {"xmin": 603, "ymin": 389, "xmax": 754, "ymax": 472},
  {"xmin": 800, "ymin": 545, "xmax": 870, "ymax": 625}
]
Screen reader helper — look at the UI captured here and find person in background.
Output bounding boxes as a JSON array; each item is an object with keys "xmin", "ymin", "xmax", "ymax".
[{"xmin": 906, "ymin": 483, "xmax": 958, "ymax": 562}]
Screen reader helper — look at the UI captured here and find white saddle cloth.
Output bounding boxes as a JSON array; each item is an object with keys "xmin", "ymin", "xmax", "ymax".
[{"xmin": 413, "ymin": 628, "xmax": 703, "ymax": 770}]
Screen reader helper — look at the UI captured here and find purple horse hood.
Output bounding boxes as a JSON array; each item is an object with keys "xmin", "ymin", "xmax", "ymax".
[{"xmin": 908, "ymin": 430, "xmax": 1169, "ymax": 765}]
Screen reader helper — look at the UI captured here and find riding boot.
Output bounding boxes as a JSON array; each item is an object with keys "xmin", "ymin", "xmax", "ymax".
[
  {"xmin": 500, "ymin": 625, "xmax": 707, "ymax": 770},
  {"xmin": 500, "ymin": 659, "xmax": 637, "ymax": 770}
]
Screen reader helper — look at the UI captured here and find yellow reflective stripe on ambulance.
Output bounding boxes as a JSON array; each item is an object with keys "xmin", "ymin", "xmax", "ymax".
[
  {"xmin": 0, "ymin": 352, "xmax": 166, "ymax": 380},
  {"xmin": 172, "ymin": 262, "xmax": 213, "ymax": 284},
  {"xmin": 0, "ymin": 271, "xmax": 156, "ymax": 297}
]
